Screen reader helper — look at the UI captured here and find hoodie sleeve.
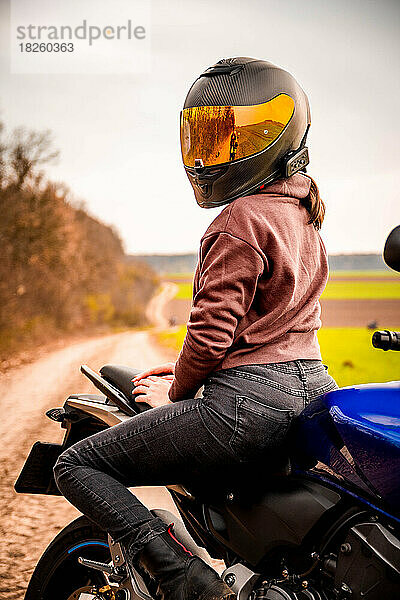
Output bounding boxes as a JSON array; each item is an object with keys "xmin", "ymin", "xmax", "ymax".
[{"xmin": 169, "ymin": 231, "xmax": 264, "ymax": 402}]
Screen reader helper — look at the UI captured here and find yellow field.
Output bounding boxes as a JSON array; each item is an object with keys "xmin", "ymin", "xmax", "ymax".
[
  {"xmin": 172, "ymin": 272, "xmax": 400, "ymax": 301},
  {"xmin": 321, "ymin": 281, "xmax": 400, "ymax": 299},
  {"xmin": 318, "ymin": 328, "xmax": 399, "ymax": 386},
  {"xmin": 330, "ymin": 270, "xmax": 398, "ymax": 278},
  {"xmin": 161, "ymin": 269, "xmax": 399, "ymax": 387},
  {"xmin": 157, "ymin": 326, "xmax": 399, "ymax": 387}
]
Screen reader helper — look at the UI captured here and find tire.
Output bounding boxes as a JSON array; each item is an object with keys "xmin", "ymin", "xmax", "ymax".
[{"xmin": 24, "ymin": 515, "xmax": 111, "ymax": 600}]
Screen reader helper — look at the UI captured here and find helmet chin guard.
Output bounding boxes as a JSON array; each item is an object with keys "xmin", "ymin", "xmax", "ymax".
[{"xmin": 180, "ymin": 57, "xmax": 311, "ymax": 208}]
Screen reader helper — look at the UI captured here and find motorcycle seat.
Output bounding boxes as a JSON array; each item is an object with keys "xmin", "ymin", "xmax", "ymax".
[{"xmin": 100, "ymin": 364, "xmax": 143, "ymax": 402}]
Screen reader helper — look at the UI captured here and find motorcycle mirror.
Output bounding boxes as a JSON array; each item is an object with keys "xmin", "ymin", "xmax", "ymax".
[{"xmin": 383, "ymin": 225, "xmax": 400, "ymax": 272}]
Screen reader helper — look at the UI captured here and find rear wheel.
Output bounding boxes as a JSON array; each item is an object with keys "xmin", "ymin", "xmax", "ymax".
[{"xmin": 25, "ymin": 516, "xmax": 110, "ymax": 600}]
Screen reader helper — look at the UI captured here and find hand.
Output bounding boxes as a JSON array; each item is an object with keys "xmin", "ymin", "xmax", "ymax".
[
  {"xmin": 132, "ymin": 362, "xmax": 175, "ymax": 383},
  {"xmin": 132, "ymin": 375, "xmax": 173, "ymax": 408}
]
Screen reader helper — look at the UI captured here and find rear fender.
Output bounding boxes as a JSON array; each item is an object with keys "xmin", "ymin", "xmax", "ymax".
[{"xmin": 15, "ymin": 393, "xmax": 128, "ymax": 495}]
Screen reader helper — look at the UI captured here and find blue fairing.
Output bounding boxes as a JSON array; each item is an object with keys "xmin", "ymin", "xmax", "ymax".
[{"xmin": 292, "ymin": 381, "xmax": 400, "ymax": 515}]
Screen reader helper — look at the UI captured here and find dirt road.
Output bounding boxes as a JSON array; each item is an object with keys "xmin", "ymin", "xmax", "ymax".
[
  {"xmin": 146, "ymin": 282, "xmax": 179, "ymax": 328},
  {"xmin": 0, "ymin": 330, "xmax": 180, "ymax": 599}
]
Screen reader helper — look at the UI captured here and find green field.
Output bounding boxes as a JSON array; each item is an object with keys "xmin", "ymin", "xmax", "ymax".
[
  {"xmin": 157, "ymin": 326, "xmax": 399, "ymax": 387},
  {"xmin": 172, "ymin": 272, "xmax": 400, "ymax": 301}
]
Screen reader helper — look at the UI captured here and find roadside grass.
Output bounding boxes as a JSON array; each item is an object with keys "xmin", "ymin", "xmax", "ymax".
[
  {"xmin": 175, "ymin": 282, "xmax": 193, "ymax": 299},
  {"xmin": 157, "ymin": 326, "xmax": 400, "ymax": 387},
  {"xmin": 164, "ymin": 272, "xmax": 194, "ymax": 280},
  {"xmin": 157, "ymin": 325, "xmax": 186, "ymax": 352}
]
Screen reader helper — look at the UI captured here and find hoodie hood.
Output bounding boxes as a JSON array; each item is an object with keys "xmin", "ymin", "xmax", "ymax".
[{"xmin": 260, "ymin": 173, "xmax": 311, "ymax": 199}]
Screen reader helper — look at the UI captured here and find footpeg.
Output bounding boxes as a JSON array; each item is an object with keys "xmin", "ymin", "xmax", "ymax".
[{"xmin": 78, "ymin": 556, "xmax": 126, "ymax": 581}]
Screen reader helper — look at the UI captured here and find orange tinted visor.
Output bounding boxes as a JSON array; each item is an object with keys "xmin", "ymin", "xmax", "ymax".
[{"xmin": 180, "ymin": 93, "xmax": 295, "ymax": 168}]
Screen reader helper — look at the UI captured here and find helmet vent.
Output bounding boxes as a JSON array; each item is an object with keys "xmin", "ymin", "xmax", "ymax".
[{"xmin": 200, "ymin": 61, "xmax": 244, "ymax": 78}]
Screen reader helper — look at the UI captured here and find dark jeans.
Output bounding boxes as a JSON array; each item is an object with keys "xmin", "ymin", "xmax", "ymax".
[{"xmin": 53, "ymin": 360, "xmax": 338, "ymax": 559}]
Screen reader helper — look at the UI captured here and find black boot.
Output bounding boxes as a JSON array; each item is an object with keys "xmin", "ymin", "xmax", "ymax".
[{"xmin": 133, "ymin": 523, "xmax": 236, "ymax": 600}]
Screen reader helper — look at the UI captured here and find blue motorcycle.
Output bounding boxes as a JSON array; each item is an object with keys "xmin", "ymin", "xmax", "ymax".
[{"xmin": 15, "ymin": 227, "xmax": 400, "ymax": 600}]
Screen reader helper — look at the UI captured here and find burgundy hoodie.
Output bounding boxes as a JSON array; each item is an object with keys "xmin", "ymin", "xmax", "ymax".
[{"xmin": 169, "ymin": 173, "xmax": 328, "ymax": 402}]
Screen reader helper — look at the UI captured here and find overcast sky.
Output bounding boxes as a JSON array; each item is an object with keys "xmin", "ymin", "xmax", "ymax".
[{"xmin": 1, "ymin": 0, "xmax": 399, "ymax": 255}]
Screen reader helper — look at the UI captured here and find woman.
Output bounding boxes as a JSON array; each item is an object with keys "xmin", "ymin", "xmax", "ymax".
[{"xmin": 54, "ymin": 57, "xmax": 338, "ymax": 600}]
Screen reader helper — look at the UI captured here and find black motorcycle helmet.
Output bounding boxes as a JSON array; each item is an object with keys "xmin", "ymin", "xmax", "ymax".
[{"xmin": 180, "ymin": 57, "xmax": 311, "ymax": 208}]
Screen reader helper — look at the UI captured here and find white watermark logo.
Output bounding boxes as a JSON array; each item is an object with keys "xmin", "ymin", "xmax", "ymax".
[
  {"xmin": 11, "ymin": 0, "xmax": 151, "ymax": 74},
  {"xmin": 16, "ymin": 20, "xmax": 146, "ymax": 46}
]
